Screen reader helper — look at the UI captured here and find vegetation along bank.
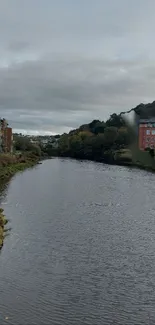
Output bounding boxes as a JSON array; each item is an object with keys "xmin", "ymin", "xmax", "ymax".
[
  {"xmin": 0, "ymin": 148, "xmax": 40, "ymax": 248},
  {"xmin": 0, "ymin": 208, "xmax": 8, "ymax": 249},
  {"xmin": 0, "ymin": 152, "xmax": 39, "ymax": 181}
]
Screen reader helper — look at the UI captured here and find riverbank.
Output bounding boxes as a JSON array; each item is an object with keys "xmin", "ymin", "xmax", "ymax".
[
  {"xmin": 0, "ymin": 153, "xmax": 40, "ymax": 249},
  {"xmin": 0, "ymin": 153, "xmax": 39, "ymax": 181},
  {"xmin": 100, "ymin": 149, "xmax": 155, "ymax": 173},
  {"xmin": 106, "ymin": 148, "xmax": 155, "ymax": 172},
  {"xmin": 0, "ymin": 160, "xmax": 38, "ymax": 180},
  {"xmin": 0, "ymin": 208, "xmax": 8, "ymax": 248},
  {"xmin": 58, "ymin": 146, "xmax": 155, "ymax": 173}
]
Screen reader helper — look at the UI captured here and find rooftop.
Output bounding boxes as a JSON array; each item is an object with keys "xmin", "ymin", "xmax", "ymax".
[{"xmin": 139, "ymin": 118, "xmax": 155, "ymax": 123}]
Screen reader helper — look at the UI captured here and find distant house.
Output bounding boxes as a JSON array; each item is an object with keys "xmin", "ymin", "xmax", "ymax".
[
  {"xmin": 30, "ymin": 139, "xmax": 39, "ymax": 145},
  {"xmin": 40, "ymin": 139, "xmax": 48, "ymax": 147},
  {"xmin": 139, "ymin": 118, "xmax": 155, "ymax": 150}
]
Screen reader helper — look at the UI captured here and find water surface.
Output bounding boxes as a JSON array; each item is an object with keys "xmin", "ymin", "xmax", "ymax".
[{"xmin": 0, "ymin": 158, "xmax": 155, "ymax": 324}]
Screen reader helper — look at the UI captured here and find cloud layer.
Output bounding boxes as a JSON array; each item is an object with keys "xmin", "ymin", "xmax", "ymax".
[{"xmin": 1, "ymin": 0, "xmax": 155, "ymax": 134}]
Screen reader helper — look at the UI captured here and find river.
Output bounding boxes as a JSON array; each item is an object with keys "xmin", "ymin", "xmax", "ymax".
[{"xmin": 0, "ymin": 158, "xmax": 155, "ymax": 324}]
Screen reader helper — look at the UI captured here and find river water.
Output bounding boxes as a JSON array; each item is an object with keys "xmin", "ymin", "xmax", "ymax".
[{"xmin": 0, "ymin": 158, "xmax": 155, "ymax": 324}]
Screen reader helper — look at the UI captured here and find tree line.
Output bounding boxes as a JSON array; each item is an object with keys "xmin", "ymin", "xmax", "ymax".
[
  {"xmin": 57, "ymin": 114, "xmax": 131, "ymax": 163},
  {"xmin": 13, "ymin": 101, "xmax": 155, "ymax": 168}
]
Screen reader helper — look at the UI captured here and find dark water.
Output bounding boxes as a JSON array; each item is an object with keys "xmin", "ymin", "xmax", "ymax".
[{"xmin": 0, "ymin": 158, "xmax": 155, "ymax": 324}]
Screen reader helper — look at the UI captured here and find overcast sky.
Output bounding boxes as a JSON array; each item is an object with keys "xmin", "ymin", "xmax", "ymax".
[{"xmin": 1, "ymin": 0, "xmax": 155, "ymax": 134}]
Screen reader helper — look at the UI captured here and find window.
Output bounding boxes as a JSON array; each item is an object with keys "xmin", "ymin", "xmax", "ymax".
[
  {"xmin": 146, "ymin": 129, "xmax": 150, "ymax": 135},
  {"xmin": 152, "ymin": 130, "xmax": 155, "ymax": 135}
]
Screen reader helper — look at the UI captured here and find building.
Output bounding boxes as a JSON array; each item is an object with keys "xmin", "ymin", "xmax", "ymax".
[
  {"xmin": 40, "ymin": 138, "xmax": 48, "ymax": 147},
  {"xmin": 0, "ymin": 118, "xmax": 13, "ymax": 153},
  {"xmin": 4, "ymin": 128, "xmax": 13, "ymax": 153},
  {"xmin": 30, "ymin": 139, "xmax": 39, "ymax": 145},
  {"xmin": 0, "ymin": 119, "xmax": 8, "ymax": 152},
  {"xmin": 139, "ymin": 118, "xmax": 155, "ymax": 150},
  {"xmin": 39, "ymin": 136, "xmax": 59, "ymax": 148}
]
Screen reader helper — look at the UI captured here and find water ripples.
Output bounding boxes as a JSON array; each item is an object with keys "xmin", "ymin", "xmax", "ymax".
[{"xmin": 0, "ymin": 159, "xmax": 155, "ymax": 324}]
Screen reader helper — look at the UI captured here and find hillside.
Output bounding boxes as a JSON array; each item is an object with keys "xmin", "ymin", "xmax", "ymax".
[{"xmin": 57, "ymin": 101, "xmax": 155, "ymax": 170}]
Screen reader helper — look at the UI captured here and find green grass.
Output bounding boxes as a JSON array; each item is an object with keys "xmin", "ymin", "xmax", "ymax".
[
  {"xmin": 0, "ymin": 161, "xmax": 37, "ymax": 180},
  {"xmin": 0, "ymin": 153, "xmax": 39, "ymax": 181}
]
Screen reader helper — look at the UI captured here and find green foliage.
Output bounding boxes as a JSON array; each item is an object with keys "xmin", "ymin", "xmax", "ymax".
[
  {"xmin": 103, "ymin": 127, "xmax": 118, "ymax": 146},
  {"xmin": 58, "ymin": 134, "xmax": 70, "ymax": 156},
  {"xmin": 30, "ymin": 144, "xmax": 41, "ymax": 157},
  {"xmin": 0, "ymin": 156, "xmax": 38, "ymax": 181},
  {"xmin": 14, "ymin": 135, "xmax": 41, "ymax": 157},
  {"xmin": 14, "ymin": 136, "xmax": 31, "ymax": 151},
  {"xmin": 106, "ymin": 113, "xmax": 125, "ymax": 128},
  {"xmin": 42, "ymin": 144, "xmax": 58, "ymax": 157},
  {"xmin": 57, "ymin": 118, "xmax": 131, "ymax": 163},
  {"xmin": 117, "ymin": 128, "xmax": 130, "ymax": 147},
  {"xmin": 134, "ymin": 101, "xmax": 155, "ymax": 118},
  {"xmin": 89, "ymin": 120, "xmax": 105, "ymax": 134}
]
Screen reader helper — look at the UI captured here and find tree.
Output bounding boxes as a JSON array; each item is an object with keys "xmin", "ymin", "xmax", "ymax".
[
  {"xmin": 58, "ymin": 134, "xmax": 70, "ymax": 156},
  {"xmin": 116, "ymin": 128, "xmax": 130, "ymax": 147},
  {"xmin": 69, "ymin": 134, "xmax": 83, "ymax": 158},
  {"xmin": 57, "ymin": 114, "xmax": 132, "ymax": 162},
  {"xmin": 106, "ymin": 113, "xmax": 124, "ymax": 128},
  {"xmin": 103, "ymin": 127, "xmax": 118, "ymax": 147},
  {"xmin": 89, "ymin": 120, "xmax": 105, "ymax": 134},
  {"xmin": 30, "ymin": 144, "xmax": 41, "ymax": 156},
  {"xmin": 14, "ymin": 136, "xmax": 31, "ymax": 151},
  {"xmin": 91, "ymin": 134, "xmax": 105, "ymax": 160},
  {"xmin": 14, "ymin": 135, "xmax": 41, "ymax": 156}
]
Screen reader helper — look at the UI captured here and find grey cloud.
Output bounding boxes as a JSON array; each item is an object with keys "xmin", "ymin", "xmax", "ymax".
[
  {"xmin": 7, "ymin": 41, "xmax": 30, "ymax": 52},
  {"xmin": 0, "ymin": 0, "xmax": 155, "ymax": 133},
  {"xmin": 1, "ymin": 55, "xmax": 155, "ymax": 134}
]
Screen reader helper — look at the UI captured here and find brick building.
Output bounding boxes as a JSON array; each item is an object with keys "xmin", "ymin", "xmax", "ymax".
[
  {"xmin": 4, "ymin": 127, "xmax": 13, "ymax": 153},
  {"xmin": 0, "ymin": 119, "xmax": 13, "ymax": 153},
  {"xmin": 139, "ymin": 118, "xmax": 155, "ymax": 150}
]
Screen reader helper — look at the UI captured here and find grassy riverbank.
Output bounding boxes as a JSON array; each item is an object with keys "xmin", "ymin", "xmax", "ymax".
[
  {"xmin": 0, "ymin": 153, "xmax": 40, "ymax": 249},
  {"xmin": 102, "ymin": 147, "xmax": 155, "ymax": 172},
  {"xmin": 0, "ymin": 153, "xmax": 39, "ymax": 180}
]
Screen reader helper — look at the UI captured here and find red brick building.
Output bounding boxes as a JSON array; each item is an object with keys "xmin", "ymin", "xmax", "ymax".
[
  {"xmin": 139, "ymin": 119, "xmax": 155, "ymax": 150},
  {"xmin": 4, "ymin": 127, "xmax": 13, "ymax": 153},
  {"xmin": 0, "ymin": 119, "xmax": 13, "ymax": 153}
]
